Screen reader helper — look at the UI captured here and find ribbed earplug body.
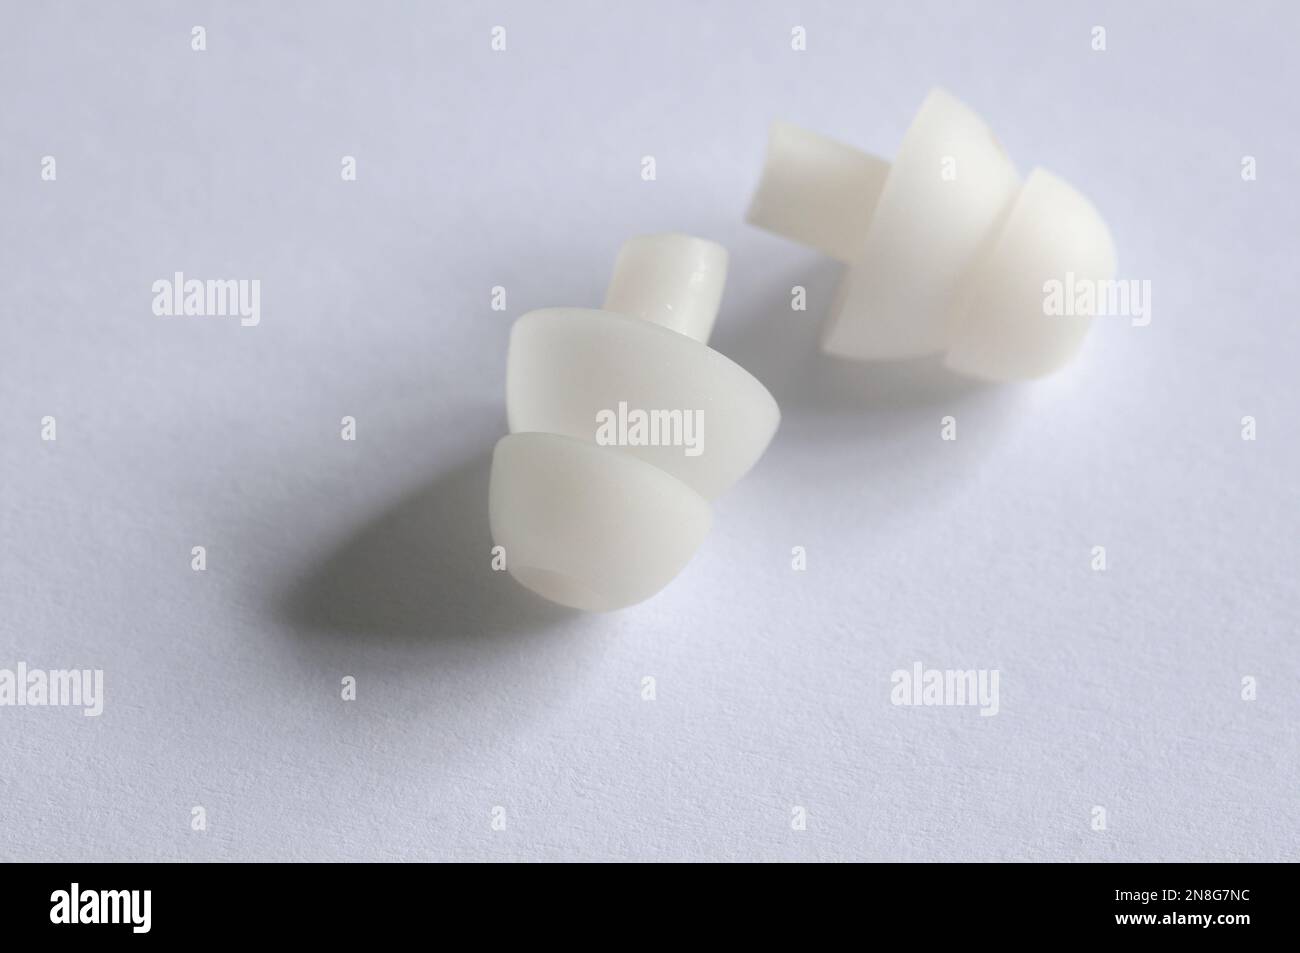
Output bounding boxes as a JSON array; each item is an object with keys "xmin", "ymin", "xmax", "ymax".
[
  {"xmin": 747, "ymin": 87, "xmax": 1117, "ymax": 380},
  {"xmin": 489, "ymin": 433, "xmax": 713, "ymax": 613},
  {"xmin": 490, "ymin": 234, "xmax": 779, "ymax": 611}
]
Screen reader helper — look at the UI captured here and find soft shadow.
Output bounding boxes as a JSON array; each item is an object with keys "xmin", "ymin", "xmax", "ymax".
[
  {"xmin": 708, "ymin": 255, "xmax": 1026, "ymax": 534},
  {"xmin": 278, "ymin": 450, "xmax": 580, "ymax": 649},
  {"xmin": 716, "ymin": 258, "xmax": 1008, "ymax": 422}
]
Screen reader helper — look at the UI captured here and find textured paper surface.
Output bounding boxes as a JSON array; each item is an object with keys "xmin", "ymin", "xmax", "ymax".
[{"xmin": 1, "ymin": 1, "xmax": 1296, "ymax": 861}]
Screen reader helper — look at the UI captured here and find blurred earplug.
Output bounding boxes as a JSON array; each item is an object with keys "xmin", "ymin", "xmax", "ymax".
[
  {"xmin": 490, "ymin": 234, "xmax": 780, "ymax": 611},
  {"xmin": 747, "ymin": 88, "xmax": 1117, "ymax": 380}
]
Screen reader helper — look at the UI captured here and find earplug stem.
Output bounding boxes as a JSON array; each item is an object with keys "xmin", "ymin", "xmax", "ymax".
[
  {"xmin": 746, "ymin": 121, "xmax": 890, "ymax": 263},
  {"xmin": 602, "ymin": 233, "xmax": 728, "ymax": 344}
]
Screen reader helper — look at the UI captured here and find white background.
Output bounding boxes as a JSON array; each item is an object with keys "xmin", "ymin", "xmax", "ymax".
[{"xmin": 1, "ymin": 1, "xmax": 1296, "ymax": 861}]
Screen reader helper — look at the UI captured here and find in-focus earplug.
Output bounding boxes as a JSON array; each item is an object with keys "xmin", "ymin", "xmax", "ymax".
[
  {"xmin": 747, "ymin": 88, "xmax": 1117, "ymax": 380},
  {"xmin": 490, "ymin": 234, "xmax": 780, "ymax": 612}
]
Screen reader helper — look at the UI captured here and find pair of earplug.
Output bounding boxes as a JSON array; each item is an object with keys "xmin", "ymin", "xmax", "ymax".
[{"xmin": 490, "ymin": 88, "xmax": 1117, "ymax": 611}]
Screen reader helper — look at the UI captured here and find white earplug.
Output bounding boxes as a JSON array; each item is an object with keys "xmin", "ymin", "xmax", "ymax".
[
  {"xmin": 747, "ymin": 88, "xmax": 1117, "ymax": 380},
  {"xmin": 490, "ymin": 234, "xmax": 780, "ymax": 612}
]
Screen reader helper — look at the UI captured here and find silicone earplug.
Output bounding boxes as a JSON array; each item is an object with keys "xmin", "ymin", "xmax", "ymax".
[
  {"xmin": 490, "ymin": 234, "xmax": 780, "ymax": 612},
  {"xmin": 747, "ymin": 88, "xmax": 1117, "ymax": 380}
]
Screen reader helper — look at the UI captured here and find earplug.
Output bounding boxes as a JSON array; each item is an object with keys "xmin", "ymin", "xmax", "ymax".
[
  {"xmin": 490, "ymin": 234, "xmax": 780, "ymax": 612},
  {"xmin": 747, "ymin": 88, "xmax": 1117, "ymax": 380}
]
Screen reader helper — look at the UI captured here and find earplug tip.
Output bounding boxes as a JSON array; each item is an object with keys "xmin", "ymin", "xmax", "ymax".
[{"xmin": 489, "ymin": 433, "xmax": 712, "ymax": 612}]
